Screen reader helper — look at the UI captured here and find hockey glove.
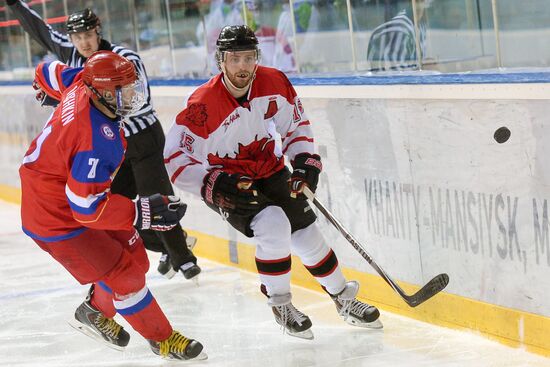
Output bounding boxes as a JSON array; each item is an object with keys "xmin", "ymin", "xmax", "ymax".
[
  {"xmin": 135, "ymin": 194, "xmax": 187, "ymax": 231},
  {"xmin": 289, "ymin": 153, "xmax": 322, "ymax": 199},
  {"xmin": 32, "ymin": 80, "xmax": 59, "ymax": 107},
  {"xmin": 6, "ymin": 0, "xmax": 18, "ymax": 6},
  {"xmin": 201, "ymin": 169, "xmax": 265, "ymax": 216}
]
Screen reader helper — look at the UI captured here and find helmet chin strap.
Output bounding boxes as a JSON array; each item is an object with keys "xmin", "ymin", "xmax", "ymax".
[
  {"xmin": 86, "ymin": 83, "xmax": 118, "ymax": 117},
  {"xmin": 221, "ymin": 63, "xmax": 257, "ymax": 98}
]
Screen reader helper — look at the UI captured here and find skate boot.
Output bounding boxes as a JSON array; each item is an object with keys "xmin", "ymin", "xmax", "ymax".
[
  {"xmin": 157, "ymin": 232, "xmax": 199, "ymax": 280},
  {"xmin": 180, "ymin": 261, "xmax": 201, "ymax": 280},
  {"xmin": 268, "ymin": 293, "xmax": 314, "ymax": 340},
  {"xmin": 70, "ymin": 299, "xmax": 130, "ymax": 350},
  {"xmin": 148, "ymin": 330, "xmax": 207, "ymax": 361},
  {"xmin": 330, "ymin": 281, "xmax": 383, "ymax": 329},
  {"xmin": 157, "ymin": 253, "xmax": 177, "ymax": 279}
]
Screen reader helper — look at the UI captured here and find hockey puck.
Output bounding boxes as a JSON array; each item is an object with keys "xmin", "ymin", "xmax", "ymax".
[{"xmin": 493, "ymin": 126, "xmax": 511, "ymax": 144}]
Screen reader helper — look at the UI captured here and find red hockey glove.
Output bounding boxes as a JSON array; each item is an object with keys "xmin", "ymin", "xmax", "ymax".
[
  {"xmin": 32, "ymin": 80, "xmax": 59, "ymax": 107},
  {"xmin": 289, "ymin": 153, "xmax": 322, "ymax": 199},
  {"xmin": 135, "ymin": 194, "xmax": 187, "ymax": 231},
  {"xmin": 201, "ymin": 169, "xmax": 265, "ymax": 216}
]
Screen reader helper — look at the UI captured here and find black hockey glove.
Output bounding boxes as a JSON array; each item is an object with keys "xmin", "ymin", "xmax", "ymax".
[
  {"xmin": 201, "ymin": 169, "xmax": 265, "ymax": 216},
  {"xmin": 6, "ymin": 0, "xmax": 18, "ymax": 6},
  {"xmin": 289, "ymin": 153, "xmax": 322, "ymax": 199},
  {"xmin": 135, "ymin": 194, "xmax": 187, "ymax": 231}
]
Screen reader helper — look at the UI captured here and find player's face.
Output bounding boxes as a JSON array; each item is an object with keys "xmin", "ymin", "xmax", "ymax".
[
  {"xmin": 70, "ymin": 29, "xmax": 100, "ymax": 58},
  {"xmin": 223, "ymin": 50, "xmax": 257, "ymax": 88}
]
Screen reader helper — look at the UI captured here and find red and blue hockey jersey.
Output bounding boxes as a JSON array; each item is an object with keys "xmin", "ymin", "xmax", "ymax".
[{"xmin": 20, "ymin": 70, "xmax": 136, "ymax": 242}]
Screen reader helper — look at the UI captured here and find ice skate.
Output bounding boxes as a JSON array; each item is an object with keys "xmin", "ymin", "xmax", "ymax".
[
  {"xmin": 331, "ymin": 281, "xmax": 383, "ymax": 329},
  {"xmin": 157, "ymin": 253, "xmax": 178, "ymax": 279},
  {"xmin": 69, "ymin": 300, "xmax": 130, "ymax": 351},
  {"xmin": 157, "ymin": 234, "xmax": 199, "ymax": 281},
  {"xmin": 148, "ymin": 330, "xmax": 207, "ymax": 361},
  {"xmin": 180, "ymin": 261, "xmax": 201, "ymax": 285},
  {"xmin": 268, "ymin": 293, "xmax": 314, "ymax": 340}
]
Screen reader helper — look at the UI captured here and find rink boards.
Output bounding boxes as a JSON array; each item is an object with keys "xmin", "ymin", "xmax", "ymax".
[{"xmin": 1, "ymin": 77, "xmax": 549, "ymax": 356}]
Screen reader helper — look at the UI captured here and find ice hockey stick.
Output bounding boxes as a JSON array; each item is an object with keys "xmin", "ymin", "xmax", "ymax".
[{"xmin": 303, "ymin": 186, "xmax": 449, "ymax": 307}]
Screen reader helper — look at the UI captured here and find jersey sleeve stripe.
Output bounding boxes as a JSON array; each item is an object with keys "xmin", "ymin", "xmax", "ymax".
[
  {"xmin": 65, "ymin": 185, "xmax": 108, "ymax": 213},
  {"xmin": 170, "ymin": 162, "xmax": 199, "ymax": 183},
  {"xmin": 284, "ymin": 121, "xmax": 311, "ymax": 138},
  {"xmin": 282, "ymin": 136, "xmax": 314, "ymax": 154},
  {"xmin": 47, "ymin": 61, "xmax": 61, "ymax": 91},
  {"xmin": 164, "ymin": 150, "xmax": 183, "ymax": 164}
]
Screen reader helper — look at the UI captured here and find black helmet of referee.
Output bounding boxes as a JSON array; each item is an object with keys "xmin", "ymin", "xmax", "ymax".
[
  {"xmin": 66, "ymin": 8, "xmax": 100, "ymax": 34},
  {"xmin": 215, "ymin": 25, "xmax": 260, "ymax": 70}
]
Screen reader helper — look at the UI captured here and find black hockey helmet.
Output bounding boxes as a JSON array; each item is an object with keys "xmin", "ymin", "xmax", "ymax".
[
  {"xmin": 66, "ymin": 8, "xmax": 100, "ymax": 34},
  {"xmin": 215, "ymin": 25, "xmax": 260, "ymax": 70}
]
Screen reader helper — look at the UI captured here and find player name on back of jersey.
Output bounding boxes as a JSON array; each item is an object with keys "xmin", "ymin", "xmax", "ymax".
[{"xmin": 61, "ymin": 86, "xmax": 78, "ymax": 126}]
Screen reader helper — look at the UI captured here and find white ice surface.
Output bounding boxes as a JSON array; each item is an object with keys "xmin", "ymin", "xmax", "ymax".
[{"xmin": 0, "ymin": 201, "xmax": 549, "ymax": 367}]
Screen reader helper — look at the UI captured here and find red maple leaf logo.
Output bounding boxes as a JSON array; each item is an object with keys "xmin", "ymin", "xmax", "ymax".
[
  {"xmin": 183, "ymin": 103, "xmax": 207, "ymax": 127},
  {"xmin": 208, "ymin": 136, "xmax": 284, "ymax": 178}
]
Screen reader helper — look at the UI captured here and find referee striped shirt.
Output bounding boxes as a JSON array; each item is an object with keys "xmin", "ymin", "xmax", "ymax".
[
  {"xmin": 8, "ymin": 0, "xmax": 158, "ymax": 137},
  {"xmin": 366, "ymin": 10, "xmax": 426, "ymax": 71}
]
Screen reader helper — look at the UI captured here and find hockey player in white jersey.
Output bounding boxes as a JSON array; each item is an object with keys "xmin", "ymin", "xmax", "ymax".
[{"xmin": 164, "ymin": 25, "xmax": 382, "ymax": 339}]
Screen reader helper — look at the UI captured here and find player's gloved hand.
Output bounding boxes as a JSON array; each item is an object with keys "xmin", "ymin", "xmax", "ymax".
[
  {"xmin": 289, "ymin": 153, "xmax": 322, "ymax": 199},
  {"xmin": 6, "ymin": 0, "xmax": 18, "ymax": 6},
  {"xmin": 32, "ymin": 80, "xmax": 59, "ymax": 107},
  {"xmin": 201, "ymin": 169, "xmax": 265, "ymax": 216},
  {"xmin": 134, "ymin": 194, "xmax": 187, "ymax": 231}
]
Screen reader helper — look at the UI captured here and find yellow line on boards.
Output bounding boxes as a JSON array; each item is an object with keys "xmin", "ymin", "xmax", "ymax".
[{"xmin": 0, "ymin": 184, "xmax": 21, "ymax": 205}]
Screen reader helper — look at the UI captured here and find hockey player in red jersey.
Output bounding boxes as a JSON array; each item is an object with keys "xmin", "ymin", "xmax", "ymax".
[
  {"xmin": 7, "ymin": 0, "xmax": 200, "ymax": 281},
  {"xmin": 19, "ymin": 51, "xmax": 206, "ymax": 360},
  {"xmin": 164, "ymin": 25, "xmax": 383, "ymax": 339}
]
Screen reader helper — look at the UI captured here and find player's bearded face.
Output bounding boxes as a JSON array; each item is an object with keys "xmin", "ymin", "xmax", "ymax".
[
  {"xmin": 70, "ymin": 29, "xmax": 100, "ymax": 58},
  {"xmin": 223, "ymin": 50, "xmax": 257, "ymax": 88}
]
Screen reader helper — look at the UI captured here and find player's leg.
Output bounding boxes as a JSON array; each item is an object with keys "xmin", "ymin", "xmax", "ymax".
[
  {"xmin": 126, "ymin": 122, "xmax": 200, "ymax": 280},
  {"xmin": 34, "ymin": 230, "xmax": 206, "ymax": 360},
  {"xmin": 100, "ymin": 230, "xmax": 205, "ymax": 360},
  {"xmin": 290, "ymin": 222, "xmax": 382, "ymax": 329},
  {"xmin": 247, "ymin": 205, "xmax": 313, "ymax": 339}
]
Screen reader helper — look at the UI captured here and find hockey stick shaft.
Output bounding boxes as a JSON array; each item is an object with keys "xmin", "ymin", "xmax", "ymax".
[{"xmin": 303, "ymin": 186, "xmax": 448, "ymax": 307}]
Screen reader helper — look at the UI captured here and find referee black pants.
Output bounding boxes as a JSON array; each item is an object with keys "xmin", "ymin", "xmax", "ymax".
[{"xmin": 110, "ymin": 121, "xmax": 196, "ymax": 269}]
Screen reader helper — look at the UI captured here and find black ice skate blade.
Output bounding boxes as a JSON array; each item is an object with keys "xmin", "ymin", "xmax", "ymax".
[{"xmin": 68, "ymin": 319, "xmax": 126, "ymax": 352}]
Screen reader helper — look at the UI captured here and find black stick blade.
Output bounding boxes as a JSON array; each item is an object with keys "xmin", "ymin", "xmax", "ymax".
[{"xmin": 406, "ymin": 273, "xmax": 449, "ymax": 307}]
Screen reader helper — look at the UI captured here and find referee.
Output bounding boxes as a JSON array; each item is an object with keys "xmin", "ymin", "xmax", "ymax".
[
  {"xmin": 6, "ymin": 0, "xmax": 201, "ymax": 281},
  {"xmin": 366, "ymin": 0, "xmax": 429, "ymax": 71}
]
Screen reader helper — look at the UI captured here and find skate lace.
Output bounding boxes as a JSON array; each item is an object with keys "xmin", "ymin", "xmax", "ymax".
[
  {"xmin": 94, "ymin": 315, "xmax": 122, "ymax": 339},
  {"xmin": 338, "ymin": 298, "xmax": 371, "ymax": 320},
  {"xmin": 275, "ymin": 303, "xmax": 307, "ymax": 332},
  {"xmin": 158, "ymin": 331, "xmax": 191, "ymax": 357}
]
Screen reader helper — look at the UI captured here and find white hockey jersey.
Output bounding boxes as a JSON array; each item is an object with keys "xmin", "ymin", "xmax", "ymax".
[{"xmin": 164, "ymin": 66, "xmax": 315, "ymax": 197}]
